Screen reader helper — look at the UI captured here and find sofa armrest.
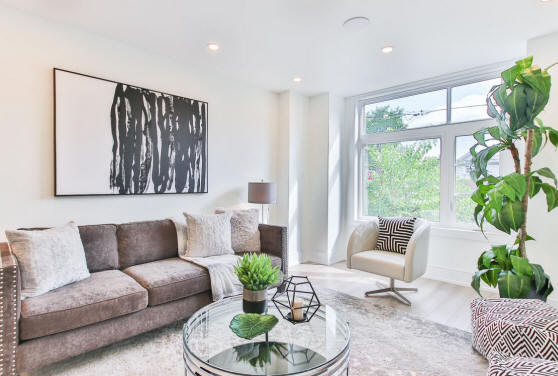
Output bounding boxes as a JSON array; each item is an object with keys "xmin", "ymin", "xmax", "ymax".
[
  {"xmin": 1, "ymin": 242, "xmax": 20, "ymax": 376},
  {"xmin": 259, "ymin": 224, "xmax": 288, "ymax": 277},
  {"xmin": 346, "ymin": 221, "xmax": 379, "ymax": 269}
]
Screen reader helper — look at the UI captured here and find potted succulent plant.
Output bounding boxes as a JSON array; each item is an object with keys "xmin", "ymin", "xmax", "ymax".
[
  {"xmin": 471, "ymin": 57, "xmax": 558, "ymax": 300},
  {"xmin": 234, "ymin": 253, "xmax": 281, "ymax": 313}
]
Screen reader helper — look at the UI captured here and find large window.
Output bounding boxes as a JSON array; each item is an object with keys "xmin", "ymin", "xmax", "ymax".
[{"xmin": 359, "ymin": 77, "xmax": 500, "ymax": 227}]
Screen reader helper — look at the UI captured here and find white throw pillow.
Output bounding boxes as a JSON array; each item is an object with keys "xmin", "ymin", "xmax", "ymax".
[
  {"xmin": 215, "ymin": 208, "xmax": 261, "ymax": 253},
  {"xmin": 183, "ymin": 212, "xmax": 234, "ymax": 257},
  {"xmin": 5, "ymin": 222, "xmax": 90, "ymax": 299},
  {"xmin": 169, "ymin": 216, "xmax": 188, "ymax": 258}
]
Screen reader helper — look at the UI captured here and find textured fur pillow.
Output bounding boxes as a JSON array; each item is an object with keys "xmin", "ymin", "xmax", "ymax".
[
  {"xmin": 183, "ymin": 212, "xmax": 234, "ymax": 257},
  {"xmin": 5, "ymin": 222, "xmax": 90, "ymax": 299},
  {"xmin": 376, "ymin": 217, "xmax": 416, "ymax": 254},
  {"xmin": 215, "ymin": 208, "xmax": 261, "ymax": 253}
]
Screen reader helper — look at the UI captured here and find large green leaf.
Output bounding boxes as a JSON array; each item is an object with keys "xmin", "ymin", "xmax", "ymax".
[
  {"xmin": 484, "ymin": 207, "xmax": 510, "ymax": 234},
  {"xmin": 492, "ymin": 245, "xmax": 511, "ymax": 270},
  {"xmin": 473, "ymin": 129, "xmax": 488, "ymax": 146},
  {"xmin": 503, "ymin": 173, "xmax": 527, "ymax": 198},
  {"xmin": 531, "ymin": 128, "xmax": 543, "ymax": 157},
  {"xmin": 501, "ymin": 65, "xmax": 519, "ymax": 89},
  {"xmin": 531, "ymin": 263, "xmax": 547, "ymax": 293},
  {"xmin": 529, "ymin": 176, "xmax": 543, "ymax": 198},
  {"xmin": 500, "ymin": 201, "xmax": 525, "ymax": 231},
  {"xmin": 498, "ymin": 271, "xmax": 531, "ymax": 298},
  {"xmin": 229, "ymin": 314, "xmax": 279, "ymax": 340},
  {"xmin": 520, "ymin": 65, "xmax": 551, "ymax": 98},
  {"xmin": 516, "ymin": 56, "xmax": 533, "ymax": 70},
  {"xmin": 510, "ymin": 255, "xmax": 533, "ymax": 277},
  {"xmin": 542, "ymin": 183, "xmax": 558, "ymax": 211},
  {"xmin": 534, "ymin": 167, "xmax": 557, "ymax": 187},
  {"xmin": 472, "ymin": 268, "xmax": 499, "ymax": 296}
]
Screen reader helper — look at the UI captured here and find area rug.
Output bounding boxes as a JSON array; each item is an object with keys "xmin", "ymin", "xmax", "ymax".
[{"xmin": 28, "ymin": 287, "xmax": 487, "ymax": 376}]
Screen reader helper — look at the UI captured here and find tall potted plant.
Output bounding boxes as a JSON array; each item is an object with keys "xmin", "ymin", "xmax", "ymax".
[
  {"xmin": 234, "ymin": 253, "xmax": 281, "ymax": 313},
  {"xmin": 471, "ymin": 57, "xmax": 558, "ymax": 300}
]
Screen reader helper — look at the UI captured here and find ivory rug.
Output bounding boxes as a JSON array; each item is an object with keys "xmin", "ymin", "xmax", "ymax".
[{"xmin": 28, "ymin": 287, "xmax": 487, "ymax": 376}]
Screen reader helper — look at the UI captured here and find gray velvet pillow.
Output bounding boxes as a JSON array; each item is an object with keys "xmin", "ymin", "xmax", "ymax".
[{"xmin": 5, "ymin": 222, "xmax": 90, "ymax": 299}]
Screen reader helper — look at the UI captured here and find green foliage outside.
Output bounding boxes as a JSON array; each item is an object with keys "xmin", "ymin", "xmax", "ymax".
[
  {"xmin": 365, "ymin": 105, "xmax": 440, "ymax": 221},
  {"xmin": 234, "ymin": 253, "xmax": 281, "ymax": 291}
]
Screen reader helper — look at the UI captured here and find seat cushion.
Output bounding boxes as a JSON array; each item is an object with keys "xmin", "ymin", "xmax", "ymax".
[
  {"xmin": 20, "ymin": 270, "xmax": 147, "ymax": 340},
  {"xmin": 117, "ymin": 219, "xmax": 178, "ymax": 269},
  {"xmin": 351, "ymin": 250, "xmax": 405, "ymax": 280},
  {"xmin": 123, "ymin": 258, "xmax": 210, "ymax": 306}
]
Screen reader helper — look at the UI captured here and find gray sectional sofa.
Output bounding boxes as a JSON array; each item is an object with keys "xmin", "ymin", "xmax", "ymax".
[{"xmin": 0, "ymin": 219, "xmax": 288, "ymax": 374}]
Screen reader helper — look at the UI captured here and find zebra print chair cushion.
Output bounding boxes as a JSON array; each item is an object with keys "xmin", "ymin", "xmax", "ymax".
[
  {"xmin": 488, "ymin": 353, "xmax": 558, "ymax": 376},
  {"xmin": 471, "ymin": 298, "xmax": 558, "ymax": 361},
  {"xmin": 376, "ymin": 217, "xmax": 416, "ymax": 254}
]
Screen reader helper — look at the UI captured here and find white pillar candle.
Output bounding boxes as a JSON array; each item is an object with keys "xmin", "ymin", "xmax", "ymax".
[{"xmin": 291, "ymin": 298, "xmax": 304, "ymax": 321}]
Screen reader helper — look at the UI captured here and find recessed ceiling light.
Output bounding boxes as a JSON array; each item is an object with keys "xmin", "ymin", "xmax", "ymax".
[
  {"xmin": 292, "ymin": 77, "xmax": 302, "ymax": 83},
  {"xmin": 207, "ymin": 43, "xmax": 220, "ymax": 51},
  {"xmin": 381, "ymin": 45, "xmax": 394, "ymax": 54},
  {"xmin": 342, "ymin": 16, "xmax": 370, "ymax": 31}
]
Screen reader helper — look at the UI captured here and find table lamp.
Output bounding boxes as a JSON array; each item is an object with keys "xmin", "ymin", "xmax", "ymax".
[{"xmin": 248, "ymin": 181, "xmax": 277, "ymax": 224}]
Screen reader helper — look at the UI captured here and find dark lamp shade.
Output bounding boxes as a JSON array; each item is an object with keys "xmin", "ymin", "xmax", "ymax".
[{"xmin": 248, "ymin": 182, "xmax": 277, "ymax": 204}]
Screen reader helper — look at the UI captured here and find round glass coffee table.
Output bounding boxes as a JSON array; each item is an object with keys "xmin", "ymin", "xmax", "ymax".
[{"xmin": 183, "ymin": 295, "xmax": 350, "ymax": 375}]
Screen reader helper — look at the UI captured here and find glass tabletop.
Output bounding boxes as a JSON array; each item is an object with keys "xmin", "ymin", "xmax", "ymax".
[{"xmin": 183, "ymin": 294, "xmax": 350, "ymax": 375}]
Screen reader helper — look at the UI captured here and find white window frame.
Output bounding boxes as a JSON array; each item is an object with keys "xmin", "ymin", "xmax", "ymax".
[{"xmin": 356, "ymin": 72, "xmax": 504, "ymax": 229}]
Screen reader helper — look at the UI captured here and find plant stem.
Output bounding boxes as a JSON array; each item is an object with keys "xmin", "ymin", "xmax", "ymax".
[
  {"xmin": 509, "ymin": 143, "xmax": 521, "ymax": 174},
  {"xmin": 519, "ymin": 129, "xmax": 534, "ymax": 258}
]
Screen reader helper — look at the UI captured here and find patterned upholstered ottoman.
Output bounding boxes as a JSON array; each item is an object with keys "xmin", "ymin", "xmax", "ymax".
[
  {"xmin": 487, "ymin": 352, "xmax": 558, "ymax": 376},
  {"xmin": 471, "ymin": 298, "xmax": 558, "ymax": 360}
]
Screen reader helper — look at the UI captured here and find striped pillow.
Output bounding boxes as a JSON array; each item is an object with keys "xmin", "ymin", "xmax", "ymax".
[{"xmin": 376, "ymin": 217, "xmax": 416, "ymax": 254}]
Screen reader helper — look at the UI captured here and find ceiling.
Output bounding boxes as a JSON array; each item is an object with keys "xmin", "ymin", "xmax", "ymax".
[{"xmin": 2, "ymin": 0, "xmax": 558, "ymax": 96}]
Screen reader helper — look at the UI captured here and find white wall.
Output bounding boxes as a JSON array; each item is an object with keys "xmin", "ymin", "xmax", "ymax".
[
  {"xmin": 524, "ymin": 32, "xmax": 558, "ymax": 291},
  {"xmin": 0, "ymin": 6, "xmax": 281, "ymax": 238}
]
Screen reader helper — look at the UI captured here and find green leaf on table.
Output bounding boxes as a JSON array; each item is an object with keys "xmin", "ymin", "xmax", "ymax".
[
  {"xmin": 229, "ymin": 314, "xmax": 279, "ymax": 340},
  {"xmin": 498, "ymin": 271, "xmax": 531, "ymax": 298}
]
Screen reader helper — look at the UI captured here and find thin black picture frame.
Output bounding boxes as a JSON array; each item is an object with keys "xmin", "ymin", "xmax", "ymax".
[{"xmin": 53, "ymin": 68, "xmax": 209, "ymax": 197}]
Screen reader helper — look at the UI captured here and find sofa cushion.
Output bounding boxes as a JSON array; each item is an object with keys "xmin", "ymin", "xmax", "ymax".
[
  {"xmin": 487, "ymin": 353, "xmax": 558, "ymax": 376},
  {"xmin": 20, "ymin": 270, "xmax": 147, "ymax": 340},
  {"xmin": 78, "ymin": 224, "xmax": 119, "ymax": 272},
  {"xmin": 123, "ymin": 258, "xmax": 210, "ymax": 306},
  {"xmin": 117, "ymin": 220, "xmax": 178, "ymax": 269}
]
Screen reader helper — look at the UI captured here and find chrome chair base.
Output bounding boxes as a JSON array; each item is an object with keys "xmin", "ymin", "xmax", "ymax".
[{"xmin": 364, "ymin": 278, "xmax": 417, "ymax": 305}]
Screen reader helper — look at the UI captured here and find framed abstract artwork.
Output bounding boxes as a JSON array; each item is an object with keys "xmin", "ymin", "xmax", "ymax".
[{"xmin": 54, "ymin": 68, "xmax": 208, "ymax": 196}]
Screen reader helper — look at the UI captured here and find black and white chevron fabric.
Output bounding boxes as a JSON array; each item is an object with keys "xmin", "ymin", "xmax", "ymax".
[
  {"xmin": 488, "ymin": 352, "xmax": 558, "ymax": 376},
  {"xmin": 471, "ymin": 299, "xmax": 558, "ymax": 361},
  {"xmin": 376, "ymin": 217, "xmax": 416, "ymax": 254}
]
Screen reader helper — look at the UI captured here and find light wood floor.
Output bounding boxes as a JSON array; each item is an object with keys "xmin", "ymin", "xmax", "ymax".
[{"xmin": 290, "ymin": 262, "xmax": 497, "ymax": 332}]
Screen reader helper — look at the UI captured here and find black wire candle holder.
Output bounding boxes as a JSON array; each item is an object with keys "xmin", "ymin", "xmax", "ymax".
[{"xmin": 271, "ymin": 276, "xmax": 321, "ymax": 324}]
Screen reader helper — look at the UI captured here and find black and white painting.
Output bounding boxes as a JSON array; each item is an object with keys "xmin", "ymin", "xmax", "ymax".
[{"xmin": 54, "ymin": 69, "xmax": 208, "ymax": 195}]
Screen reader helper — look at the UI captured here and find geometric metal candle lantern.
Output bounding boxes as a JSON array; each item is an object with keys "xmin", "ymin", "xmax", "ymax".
[{"xmin": 271, "ymin": 276, "xmax": 321, "ymax": 325}]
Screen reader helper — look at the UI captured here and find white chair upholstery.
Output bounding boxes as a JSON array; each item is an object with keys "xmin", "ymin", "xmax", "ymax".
[{"xmin": 346, "ymin": 218, "xmax": 431, "ymax": 304}]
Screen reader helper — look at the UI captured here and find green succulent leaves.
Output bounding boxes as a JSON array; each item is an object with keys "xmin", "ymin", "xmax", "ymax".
[
  {"xmin": 234, "ymin": 253, "xmax": 281, "ymax": 291},
  {"xmin": 229, "ymin": 313, "xmax": 279, "ymax": 340}
]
